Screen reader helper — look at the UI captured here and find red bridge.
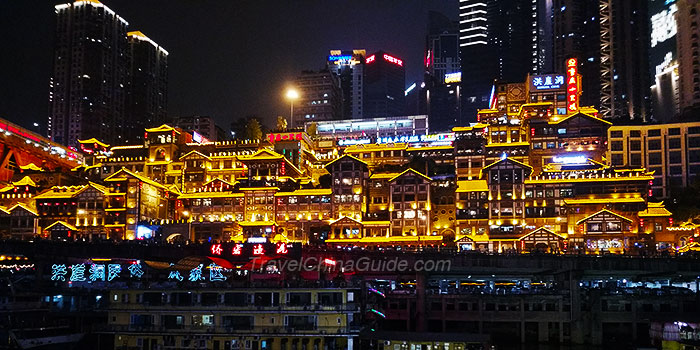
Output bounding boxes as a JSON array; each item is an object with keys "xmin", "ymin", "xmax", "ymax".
[{"xmin": 0, "ymin": 117, "xmax": 83, "ymax": 182}]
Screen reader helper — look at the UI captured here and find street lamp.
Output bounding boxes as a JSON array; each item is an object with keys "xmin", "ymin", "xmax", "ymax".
[
  {"xmin": 286, "ymin": 88, "xmax": 299, "ymax": 128},
  {"xmin": 181, "ymin": 211, "xmax": 193, "ymax": 243}
]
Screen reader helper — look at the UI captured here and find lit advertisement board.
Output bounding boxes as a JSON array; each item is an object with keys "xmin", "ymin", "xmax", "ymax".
[
  {"xmin": 328, "ymin": 55, "xmax": 352, "ymax": 61},
  {"xmin": 529, "ymin": 74, "xmax": 566, "ymax": 91},
  {"xmin": 649, "ymin": 0, "xmax": 678, "ymax": 77},
  {"xmin": 444, "ymin": 72, "xmax": 462, "ymax": 84}
]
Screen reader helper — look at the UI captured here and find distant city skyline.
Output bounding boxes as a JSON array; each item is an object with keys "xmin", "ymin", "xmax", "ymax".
[{"xmin": 0, "ymin": 0, "xmax": 458, "ymax": 133}]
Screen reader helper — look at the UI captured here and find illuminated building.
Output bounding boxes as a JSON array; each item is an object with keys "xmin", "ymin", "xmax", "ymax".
[
  {"xmin": 309, "ymin": 115, "xmax": 428, "ymax": 141},
  {"xmin": 553, "ymin": 0, "xmax": 650, "ymax": 121},
  {"xmin": 607, "ymin": 122, "xmax": 700, "ymax": 198},
  {"xmin": 49, "ymin": 0, "xmax": 129, "ymax": 147},
  {"xmin": 125, "ymin": 31, "xmax": 168, "ymax": 144},
  {"xmin": 291, "ymin": 69, "xmax": 343, "ymax": 128},
  {"xmin": 364, "ymin": 51, "xmax": 406, "ymax": 119},
  {"xmin": 327, "ymin": 50, "xmax": 366, "ymax": 119},
  {"xmin": 459, "ymin": 0, "xmax": 552, "ymax": 121},
  {"xmin": 649, "ymin": 0, "xmax": 681, "ymax": 122},
  {"xmin": 34, "ymin": 182, "xmax": 109, "ymax": 240},
  {"xmin": 107, "ymin": 287, "xmax": 360, "ymax": 350},
  {"xmin": 15, "ymin": 58, "xmax": 694, "ymax": 252},
  {"xmin": 674, "ymin": 0, "xmax": 700, "ymax": 117}
]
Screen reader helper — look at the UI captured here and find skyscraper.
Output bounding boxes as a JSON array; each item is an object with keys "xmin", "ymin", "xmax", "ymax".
[
  {"xmin": 125, "ymin": 31, "xmax": 168, "ymax": 144},
  {"xmin": 363, "ymin": 51, "xmax": 406, "ymax": 119},
  {"xmin": 49, "ymin": 0, "xmax": 129, "ymax": 147},
  {"xmin": 291, "ymin": 69, "xmax": 342, "ymax": 128},
  {"xmin": 674, "ymin": 0, "xmax": 700, "ymax": 119},
  {"xmin": 553, "ymin": 0, "xmax": 650, "ymax": 122},
  {"xmin": 424, "ymin": 11, "xmax": 461, "ymax": 131},
  {"xmin": 649, "ymin": 0, "xmax": 680, "ymax": 122},
  {"xmin": 327, "ymin": 50, "xmax": 365, "ymax": 119},
  {"xmin": 459, "ymin": 0, "xmax": 551, "ymax": 122}
]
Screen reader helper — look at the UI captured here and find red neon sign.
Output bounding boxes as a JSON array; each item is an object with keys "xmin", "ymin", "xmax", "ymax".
[
  {"xmin": 276, "ymin": 243, "xmax": 288, "ymax": 254},
  {"xmin": 382, "ymin": 54, "xmax": 403, "ymax": 66},
  {"xmin": 232, "ymin": 244, "xmax": 243, "ymax": 255},
  {"xmin": 210, "ymin": 244, "xmax": 223, "ymax": 255},
  {"xmin": 566, "ymin": 58, "xmax": 579, "ymax": 113},
  {"xmin": 253, "ymin": 244, "xmax": 265, "ymax": 255},
  {"xmin": 268, "ymin": 132, "xmax": 303, "ymax": 144},
  {"xmin": 366, "ymin": 55, "xmax": 375, "ymax": 64}
]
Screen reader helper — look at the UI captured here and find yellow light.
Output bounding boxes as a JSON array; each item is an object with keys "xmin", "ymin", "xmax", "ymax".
[
  {"xmin": 496, "ymin": 220, "xmax": 502, "ymax": 226},
  {"xmin": 286, "ymin": 89, "xmax": 300, "ymax": 100},
  {"xmin": 512, "ymin": 219, "xmax": 518, "ymax": 225},
  {"xmin": 77, "ymin": 209, "xmax": 86, "ymax": 215},
  {"xmin": 0, "ymin": 256, "xmax": 5, "ymax": 261},
  {"xmin": 182, "ymin": 211, "xmax": 189, "ymax": 217}
]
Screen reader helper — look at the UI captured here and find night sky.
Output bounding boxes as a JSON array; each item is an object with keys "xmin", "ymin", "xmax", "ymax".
[{"xmin": 0, "ymin": 0, "xmax": 456, "ymax": 132}]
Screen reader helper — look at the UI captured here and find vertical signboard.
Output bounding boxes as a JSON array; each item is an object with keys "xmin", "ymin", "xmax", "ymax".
[{"xmin": 566, "ymin": 58, "xmax": 579, "ymax": 113}]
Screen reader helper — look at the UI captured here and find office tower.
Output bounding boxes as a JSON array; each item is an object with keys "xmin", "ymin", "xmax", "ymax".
[
  {"xmin": 425, "ymin": 11, "xmax": 461, "ymax": 131},
  {"xmin": 49, "ymin": 0, "xmax": 129, "ymax": 147},
  {"xmin": 649, "ymin": 0, "xmax": 680, "ymax": 122},
  {"xmin": 675, "ymin": 0, "xmax": 700, "ymax": 119},
  {"xmin": 459, "ymin": 0, "xmax": 551, "ymax": 122},
  {"xmin": 291, "ymin": 70, "xmax": 342, "ymax": 128},
  {"xmin": 125, "ymin": 31, "xmax": 168, "ymax": 144},
  {"xmin": 327, "ymin": 50, "xmax": 365, "ymax": 119},
  {"xmin": 174, "ymin": 116, "xmax": 227, "ymax": 142},
  {"xmin": 363, "ymin": 51, "xmax": 406, "ymax": 119},
  {"xmin": 552, "ymin": 0, "xmax": 603, "ymax": 112},
  {"xmin": 553, "ymin": 0, "xmax": 650, "ymax": 122}
]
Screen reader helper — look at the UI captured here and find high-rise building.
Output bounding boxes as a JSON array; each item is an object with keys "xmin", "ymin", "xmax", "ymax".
[
  {"xmin": 49, "ymin": 0, "xmax": 129, "ymax": 147},
  {"xmin": 553, "ymin": 0, "xmax": 650, "ymax": 122},
  {"xmin": 424, "ymin": 12, "xmax": 462, "ymax": 131},
  {"xmin": 675, "ymin": 0, "xmax": 700, "ymax": 119},
  {"xmin": 649, "ymin": 0, "xmax": 680, "ymax": 122},
  {"xmin": 459, "ymin": 0, "xmax": 551, "ymax": 122},
  {"xmin": 125, "ymin": 31, "xmax": 168, "ymax": 144},
  {"xmin": 363, "ymin": 51, "xmax": 406, "ymax": 119},
  {"xmin": 291, "ymin": 70, "xmax": 342, "ymax": 128},
  {"xmin": 327, "ymin": 50, "xmax": 365, "ymax": 119},
  {"xmin": 426, "ymin": 12, "xmax": 461, "ymax": 81},
  {"xmin": 174, "ymin": 116, "xmax": 227, "ymax": 142}
]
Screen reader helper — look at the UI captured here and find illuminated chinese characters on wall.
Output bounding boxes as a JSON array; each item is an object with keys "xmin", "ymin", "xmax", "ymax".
[
  {"xmin": 530, "ymin": 74, "xmax": 565, "ymax": 91},
  {"xmin": 566, "ymin": 58, "xmax": 580, "ymax": 113}
]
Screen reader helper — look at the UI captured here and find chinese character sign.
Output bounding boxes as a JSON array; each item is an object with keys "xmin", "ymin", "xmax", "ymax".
[
  {"xmin": 51, "ymin": 264, "xmax": 68, "ymax": 281},
  {"xmin": 70, "ymin": 264, "xmax": 86, "ymax": 282},
  {"xmin": 566, "ymin": 58, "xmax": 579, "ymax": 113},
  {"xmin": 128, "ymin": 263, "xmax": 144, "ymax": 278},
  {"xmin": 209, "ymin": 264, "xmax": 227, "ymax": 282},
  {"xmin": 89, "ymin": 264, "xmax": 106, "ymax": 282},
  {"xmin": 189, "ymin": 264, "xmax": 205, "ymax": 282}
]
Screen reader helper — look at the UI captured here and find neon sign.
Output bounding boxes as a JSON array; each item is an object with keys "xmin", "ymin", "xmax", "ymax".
[
  {"xmin": 650, "ymin": 4, "xmax": 677, "ymax": 48},
  {"xmin": 328, "ymin": 55, "xmax": 352, "ymax": 61},
  {"xmin": 338, "ymin": 138, "xmax": 371, "ymax": 146},
  {"xmin": 566, "ymin": 58, "xmax": 579, "ymax": 113},
  {"xmin": 552, "ymin": 155, "xmax": 587, "ymax": 164},
  {"xmin": 530, "ymin": 74, "xmax": 565, "ymax": 90},
  {"xmin": 366, "ymin": 55, "xmax": 376, "ymax": 64},
  {"xmin": 382, "ymin": 54, "xmax": 403, "ymax": 66},
  {"xmin": 444, "ymin": 72, "xmax": 462, "ymax": 84},
  {"xmin": 267, "ymin": 132, "xmax": 303, "ymax": 144},
  {"xmin": 404, "ymin": 82, "xmax": 417, "ymax": 96}
]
